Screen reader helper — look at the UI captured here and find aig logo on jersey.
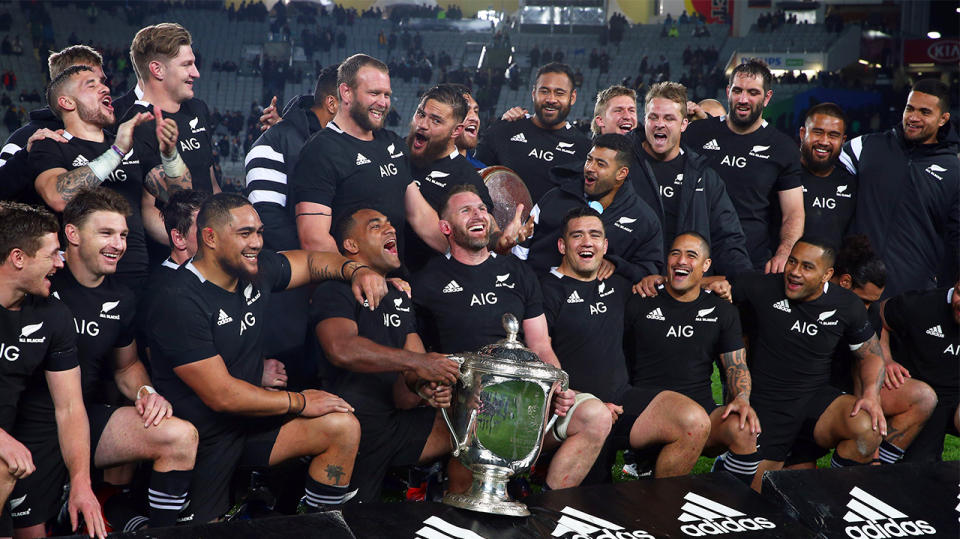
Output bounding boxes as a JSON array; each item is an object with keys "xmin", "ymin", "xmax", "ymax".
[
  {"xmin": 239, "ymin": 312, "xmax": 256, "ymax": 335},
  {"xmin": 528, "ymin": 147, "xmax": 554, "ymax": 161},
  {"xmin": 0, "ymin": 341, "xmax": 20, "ymax": 361},
  {"xmin": 19, "ymin": 322, "xmax": 45, "ymax": 343}
]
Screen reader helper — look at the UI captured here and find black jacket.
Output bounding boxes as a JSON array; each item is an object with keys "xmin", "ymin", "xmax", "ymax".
[
  {"xmin": 629, "ymin": 142, "xmax": 753, "ymax": 277},
  {"xmin": 516, "ymin": 161, "xmax": 663, "ymax": 282},
  {"xmin": 244, "ymin": 95, "xmax": 321, "ymax": 251},
  {"xmin": 0, "ymin": 106, "xmax": 61, "ymax": 202},
  {"xmin": 841, "ymin": 119, "xmax": 959, "ymax": 297}
]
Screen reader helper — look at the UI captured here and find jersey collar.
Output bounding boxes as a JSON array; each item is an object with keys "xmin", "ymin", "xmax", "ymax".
[
  {"xmin": 549, "ymin": 267, "xmax": 563, "ymax": 279},
  {"xmin": 948, "ymin": 287, "xmax": 955, "ymax": 304},
  {"xmin": 447, "ymin": 149, "xmax": 459, "ymax": 159},
  {"xmin": 161, "ymin": 257, "xmax": 179, "ymax": 270},
  {"xmin": 62, "ymin": 130, "xmax": 74, "ymax": 141},
  {"xmin": 184, "ymin": 260, "xmax": 206, "ymax": 283},
  {"xmin": 327, "ymin": 121, "xmax": 344, "ymax": 134}
]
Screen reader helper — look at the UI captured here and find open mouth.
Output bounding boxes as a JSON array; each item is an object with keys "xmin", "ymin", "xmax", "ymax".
[
  {"xmin": 412, "ymin": 132, "xmax": 428, "ymax": 150},
  {"xmin": 672, "ymin": 267, "xmax": 690, "ymax": 281},
  {"xmin": 370, "ymin": 108, "xmax": 385, "ymax": 121},
  {"xmin": 618, "ymin": 122, "xmax": 634, "ymax": 133},
  {"xmin": 786, "ymin": 276, "xmax": 802, "ymax": 291},
  {"xmin": 467, "ymin": 221, "xmax": 486, "ymax": 233},
  {"xmin": 652, "ymin": 132, "xmax": 668, "ymax": 143},
  {"xmin": 735, "ymin": 104, "xmax": 752, "ymax": 115},
  {"xmin": 464, "ymin": 124, "xmax": 478, "ymax": 135},
  {"xmin": 577, "ymin": 248, "xmax": 595, "ymax": 260},
  {"xmin": 101, "ymin": 250, "xmax": 121, "ymax": 263},
  {"xmin": 812, "ymin": 146, "xmax": 830, "ymax": 158},
  {"xmin": 242, "ymin": 252, "xmax": 258, "ymax": 262},
  {"xmin": 383, "ymin": 237, "xmax": 397, "ymax": 255},
  {"xmin": 101, "ymin": 95, "xmax": 113, "ymax": 112},
  {"xmin": 542, "ymin": 105, "xmax": 559, "ymax": 114},
  {"xmin": 584, "ymin": 174, "xmax": 598, "ymax": 188}
]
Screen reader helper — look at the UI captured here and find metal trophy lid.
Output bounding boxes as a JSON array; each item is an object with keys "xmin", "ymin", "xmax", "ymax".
[{"xmin": 478, "ymin": 313, "xmax": 541, "ymax": 364}]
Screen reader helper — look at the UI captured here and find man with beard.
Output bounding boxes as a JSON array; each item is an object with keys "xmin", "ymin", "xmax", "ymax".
[
  {"xmin": 628, "ymin": 82, "xmax": 751, "ymax": 279},
  {"xmin": 0, "ymin": 202, "xmax": 105, "ymax": 539},
  {"xmin": 731, "ymin": 239, "xmax": 886, "ymax": 491},
  {"xmin": 11, "ymin": 189, "xmax": 197, "ymax": 537},
  {"xmin": 514, "ymin": 134, "xmax": 663, "ymax": 283},
  {"xmin": 542, "ymin": 211, "xmax": 712, "ymax": 479},
  {"xmin": 475, "ymin": 62, "xmax": 592, "ymax": 203},
  {"xmin": 31, "ymin": 65, "xmax": 191, "ymax": 294},
  {"xmin": 879, "ymin": 278, "xmax": 960, "ymax": 461},
  {"xmin": 798, "ymin": 103, "xmax": 856, "ymax": 249},
  {"xmin": 122, "ymin": 23, "xmax": 220, "ymax": 196},
  {"xmin": 292, "ymin": 54, "xmax": 446, "ymax": 258},
  {"xmin": 146, "ymin": 194, "xmax": 388, "ymax": 523},
  {"xmin": 445, "ymin": 84, "xmax": 484, "ymax": 169},
  {"xmin": 0, "ymin": 45, "xmax": 100, "ymax": 204},
  {"xmin": 625, "ymin": 232, "xmax": 760, "ymax": 483},
  {"xmin": 683, "ymin": 60, "xmax": 804, "ymax": 274},
  {"xmin": 404, "ymin": 84, "xmax": 495, "ymax": 271},
  {"xmin": 840, "ymin": 79, "xmax": 958, "ymax": 298},
  {"xmin": 311, "ymin": 208, "xmax": 459, "ymax": 502},
  {"xmin": 412, "ymin": 186, "xmax": 611, "ymax": 491}
]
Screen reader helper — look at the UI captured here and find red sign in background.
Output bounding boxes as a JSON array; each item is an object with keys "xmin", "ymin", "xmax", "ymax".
[{"xmin": 904, "ymin": 39, "xmax": 960, "ymax": 65}]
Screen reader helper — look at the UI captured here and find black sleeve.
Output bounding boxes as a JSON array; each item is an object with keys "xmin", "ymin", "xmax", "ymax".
[
  {"xmin": 881, "ymin": 294, "xmax": 908, "ymax": 337},
  {"xmin": 291, "ymin": 136, "xmax": 338, "ymax": 207},
  {"xmin": 843, "ymin": 295, "xmax": 875, "ymax": 348},
  {"xmin": 539, "ymin": 278, "xmax": 561, "ymax": 330},
  {"xmin": 730, "ymin": 271, "xmax": 766, "ymax": 305},
  {"xmin": 473, "ymin": 122, "xmax": 501, "ymax": 166},
  {"xmin": 704, "ymin": 168, "xmax": 753, "ymax": 277},
  {"xmin": 261, "ymin": 250, "xmax": 293, "ymax": 293},
  {"xmin": 152, "ymin": 287, "xmax": 218, "ymax": 367},
  {"xmin": 27, "ymin": 138, "xmax": 68, "ymax": 175},
  {"xmin": 114, "ymin": 289, "xmax": 138, "ymax": 349},
  {"xmin": 518, "ymin": 261, "xmax": 545, "ymax": 320},
  {"xmin": 774, "ymin": 143, "xmax": 803, "ymax": 192},
  {"xmin": 45, "ymin": 302, "xmax": 80, "ymax": 371},
  {"xmin": 716, "ymin": 301, "xmax": 744, "ymax": 354},
  {"xmin": 0, "ymin": 149, "xmax": 37, "ymax": 200}
]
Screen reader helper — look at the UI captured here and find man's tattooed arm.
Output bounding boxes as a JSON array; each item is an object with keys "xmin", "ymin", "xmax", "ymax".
[
  {"xmin": 719, "ymin": 348, "xmax": 751, "ymax": 402},
  {"xmin": 143, "ymin": 165, "xmax": 193, "ymax": 203},
  {"xmin": 54, "ymin": 166, "xmax": 101, "ymax": 203},
  {"xmin": 852, "ymin": 334, "xmax": 886, "ymax": 394}
]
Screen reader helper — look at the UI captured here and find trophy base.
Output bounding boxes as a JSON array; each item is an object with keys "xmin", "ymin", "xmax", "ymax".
[{"xmin": 441, "ymin": 465, "xmax": 530, "ymax": 517}]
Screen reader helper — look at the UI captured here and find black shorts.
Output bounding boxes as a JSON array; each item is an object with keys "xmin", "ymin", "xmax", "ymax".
[
  {"xmin": 351, "ymin": 407, "xmax": 435, "ymax": 503},
  {"xmin": 753, "ymin": 386, "xmax": 844, "ymax": 462},
  {"xmin": 9, "ymin": 425, "xmax": 65, "ymax": 528},
  {"xmin": 88, "ymin": 403, "xmax": 118, "ymax": 459},
  {"xmin": 183, "ymin": 418, "xmax": 285, "ymax": 524},
  {"xmin": 610, "ymin": 385, "xmax": 664, "ymax": 449}
]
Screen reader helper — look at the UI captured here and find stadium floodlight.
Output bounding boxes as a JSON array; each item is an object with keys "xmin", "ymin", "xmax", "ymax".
[
  {"xmin": 858, "ymin": 59, "xmax": 869, "ymax": 65},
  {"xmin": 927, "ymin": 31, "xmax": 941, "ymax": 39}
]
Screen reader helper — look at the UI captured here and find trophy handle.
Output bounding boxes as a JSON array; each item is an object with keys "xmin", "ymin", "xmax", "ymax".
[
  {"xmin": 541, "ymin": 370, "xmax": 569, "ymax": 441},
  {"xmin": 442, "ymin": 407, "xmax": 476, "ymax": 457}
]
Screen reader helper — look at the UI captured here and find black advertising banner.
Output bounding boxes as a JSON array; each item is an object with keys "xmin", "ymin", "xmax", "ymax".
[{"xmin": 762, "ymin": 461, "xmax": 959, "ymax": 539}]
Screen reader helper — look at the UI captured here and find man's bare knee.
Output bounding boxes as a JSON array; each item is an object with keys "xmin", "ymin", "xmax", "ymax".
[
  {"xmin": 313, "ymin": 412, "xmax": 361, "ymax": 450},
  {"xmin": 148, "ymin": 418, "xmax": 198, "ymax": 465},
  {"xmin": 674, "ymin": 402, "xmax": 710, "ymax": 442},
  {"xmin": 846, "ymin": 412, "xmax": 881, "ymax": 457},
  {"xmin": 570, "ymin": 399, "xmax": 612, "ymax": 439},
  {"xmin": 907, "ymin": 382, "xmax": 938, "ymax": 416}
]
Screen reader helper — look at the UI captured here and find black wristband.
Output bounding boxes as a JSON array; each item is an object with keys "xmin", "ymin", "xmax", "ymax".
[
  {"xmin": 296, "ymin": 391, "xmax": 307, "ymax": 416},
  {"xmin": 340, "ymin": 259, "xmax": 354, "ymax": 279}
]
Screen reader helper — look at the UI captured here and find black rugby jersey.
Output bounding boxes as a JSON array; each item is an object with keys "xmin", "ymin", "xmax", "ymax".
[
  {"xmin": 310, "ymin": 283, "xmax": 416, "ymax": 414},
  {"xmin": 474, "ymin": 116, "xmax": 591, "ymax": 204},
  {"xmin": 684, "ymin": 117, "xmax": 803, "ymax": 268},
  {"xmin": 51, "ymin": 267, "xmax": 136, "ymax": 403},
  {"xmin": 411, "ymin": 252, "xmax": 543, "ymax": 354},
  {"xmin": 121, "ymin": 97, "xmax": 216, "ymax": 193},
  {"xmin": 541, "ymin": 271, "xmax": 631, "ymax": 402},
  {"xmin": 0, "ymin": 295, "xmax": 79, "ymax": 430},
  {"xmin": 625, "ymin": 287, "xmax": 742, "ymax": 405},
  {"xmin": 29, "ymin": 132, "xmax": 149, "ymax": 284},
  {"xmin": 801, "ymin": 165, "xmax": 857, "ymax": 249},
  {"xmin": 641, "ymin": 150, "xmax": 686, "ymax": 245},
  {"xmin": 884, "ymin": 287, "xmax": 959, "ymax": 400},
  {"xmin": 147, "ymin": 250, "xmax": 291, "ymax": 437},
  {"xmin": 732, "ymin": 273, "xmax": 874, "ymax": 399},
  {"xmin": 291, "ymin": 122, "xmax": 412, "ymax": 254}
]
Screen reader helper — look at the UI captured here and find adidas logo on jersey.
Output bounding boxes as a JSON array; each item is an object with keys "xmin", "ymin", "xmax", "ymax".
[
  {"xmin": 442, "ymin": 280, "xmax": 463, "ymax": 293},
  {"xmin": 677, "ymin": 492, "xmax": 776, "ymax": 536},
  {"xmin": 925, "ymin": 325, "xmax": 944, "ymax": 338},
  {"xmin": 72, "ymin": 155, "xmax": 90, "ymax": 168},
  {"xmin": 749, "ymin": 145, "xmax": 770, "ymax": 159},
  {"xmin": 702, "ymin": 139, "xmax": 720, "ymax": 151},
  {"xmin": 567, "ymin": 291, "xmax": 584, "ymax": 303},
  {"xmin": 772, "ymin": 300, "xmax": 791, "ymax": 313},
  {"xmin": 646, "ymin": 308, "xmax": 665, "ymax": 321},
  {"xmin": 841, "ymin": 486, "xmax": 936, "ymax": 538},
  {"xmin": 217, "ymin": 309, "xmax": 233, "ymax": 326},
  {"xmin": 925, "ymin": 163, "xmax": 946, "ymax": 181},
  {"xmin": 356, "ymin": 153, "xmax": 371, "ymax": 165},
  {"xmin": 510, "ymin": 133, "xmax": 527, "ymax": 143},
  {"xmin": 100, "ymin": 300, "xmax": 121, "ymax": 320}
]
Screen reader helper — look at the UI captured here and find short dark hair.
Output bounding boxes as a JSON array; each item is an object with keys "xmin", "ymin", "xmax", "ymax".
[
  {"xmin": 337, "ymin": 53, "xmax": 389, "ymax": 91},
  {"xmin": 162, "ymin": 189, "xmax": 208, "ymax": 241},
  {"xmin": 561, "ymin": 206, "xmax": 604, "ymax": 237},
  {"xmin": 62, "ymin": 187, "xmax": 131, "ymax": 229},
  {"xmin": 672, "ymin": 230, "xmax": 710, "ymax": 257},
  {"xmin": 911, "ymin": 78, "xmax": 951, "ymax": 113},
  {"xmin": 804, "ymin": 102, "xmax": 847, "ymax": 130},
  {"xmin": 439, "ymin": 184, "xmax": 481, "ymax": 219},
  {"xmin": 730, "ymin": 59, "xmax": 773, "ymax": 94},
  {"xmin": 592, "ymin": 133, "xmax": 634, "ymax": 170},
  {"xmin": 48, "ymin": 45, "xmax": 102, "ymax": 79},
  {"xmin": 313, "ymin": 65, "xmax": 339, "ymax": 105},
  {"xmin": 447, "ymin": 83, "xmax": 472, "ymax": 99},
  {"xmin": 0, "ymin": 202, "xmax": 59, "ymax": 260},
  {"xmin": 47, "ymin": 64, "xmax": 93, "ymax": 119},
  {"xmin": 420, "ymin": 84, "xmax": 468, "ymax": 123},
  {"xmin": 534, "ymin": 62, "xmax": 576, "ymax": 91},
  {"xmin": 836, "ymin": 235, "xmax": 886, "ymax": 289},
  {"xmin": 797, "ymin": 236, "xmax": 837, "ymax": 268},
  {"xmin": 196, "ymin": 193, "xmax": 253, "ymax": 246}
]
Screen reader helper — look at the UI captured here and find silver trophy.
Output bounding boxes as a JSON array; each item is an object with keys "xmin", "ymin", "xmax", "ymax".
[{"xmin": 440, "ymin": 313, "xmax": 569, "ymax": 516}]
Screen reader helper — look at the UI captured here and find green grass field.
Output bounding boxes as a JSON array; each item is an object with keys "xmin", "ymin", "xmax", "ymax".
[{"xmin": 611, "ymin": 365, "xmax": 959, "ymax": 480}]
